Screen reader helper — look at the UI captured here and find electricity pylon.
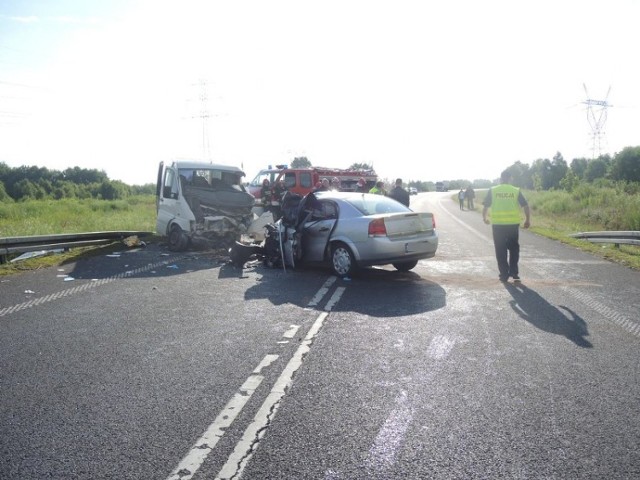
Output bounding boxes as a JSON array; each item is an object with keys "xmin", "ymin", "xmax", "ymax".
[
  {"xmin": 195, "ymin": 79, "xmax": 211, "ymax": 160},
  {"xmin": 582, "ymin": 84, "xmax": 612, "ymax": 158}
]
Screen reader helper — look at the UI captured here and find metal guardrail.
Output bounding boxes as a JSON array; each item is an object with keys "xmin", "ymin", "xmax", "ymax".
[
  {"xmin": 0, "ymin": 231, "xmax": 154, "ymax": 263},
  {"xmin": 569, "ymin": 231, "xmax": 640, "ymax": 247}
]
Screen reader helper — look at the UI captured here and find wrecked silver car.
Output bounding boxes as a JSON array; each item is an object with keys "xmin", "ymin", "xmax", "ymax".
[
  {"xmin": 231, "ymin": 190, "xmax": 438, "ymax": 277},
  {"xmin": 156, "ymin": 161, "xmax": 260, "ymax": 251}
]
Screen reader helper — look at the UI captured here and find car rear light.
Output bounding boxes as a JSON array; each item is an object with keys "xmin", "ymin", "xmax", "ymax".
[
  {"xmin": 432, "ymin": 214, "xmax": 436, "ymax": 229},
  {"xmin": 368, "ymin": 218, "xmax": 387, "ymax": 236}
]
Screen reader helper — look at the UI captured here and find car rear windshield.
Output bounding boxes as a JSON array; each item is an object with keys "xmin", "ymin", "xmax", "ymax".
[{"xmin": 345, "ymin": 195, "xmax": 411, "ymax": 215}]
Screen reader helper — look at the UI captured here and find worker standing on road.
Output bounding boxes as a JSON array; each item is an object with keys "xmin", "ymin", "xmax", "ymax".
[
  {"xmin": 356, "ymin": 177, "xmax": 368, "ymax": 193},
  {"xmin": 271, "ymin": 179, "xmax": 288, "ymax": 221},
  {"xmin": 458, "ymin": 189, "xmax": 465, "ymax": 210},
  {"xmin": 388, "ymin": 178, "xmax": 410, "ymax": 207},
  {"xmin": 261, "ymin": 179, "xmax": 272, "ymax": 214},
  {"xmin": 313, "ymin": 178, "xmax": 330, "ymax": 192},
  {"xmin": 369, "ymin": 181, "xmax": 386, "ymax": 195},
  {"xmin": 482, "ymin": 170, "xmax": 531, "ymax": 283},
  {"xmin": 465, "ymin": 185, "xmax": 476, "ymax": 210}
]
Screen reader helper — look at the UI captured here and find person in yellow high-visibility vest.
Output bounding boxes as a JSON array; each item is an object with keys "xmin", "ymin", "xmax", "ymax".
[
  {"xmin": 369, "ymin": 181, "xmax": 387, "ymax": 195},
  {"xmin": 482, "ymin": 170, "xmax": 531, "ymax": 283}
]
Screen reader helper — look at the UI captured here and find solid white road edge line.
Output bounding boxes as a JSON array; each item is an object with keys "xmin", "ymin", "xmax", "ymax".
[
  {"xmin": 324, "ymin": 287, "xmax": 346, "ymax": 312},
  {"xmin": 216, "ymin": 311, "xmax": 331, "ymax": 480},
  {"xmin": 306, "ymin": 276, "xmax": 338, "ymax": 308},
  {"xmin": 436, "ymin": 196, "xmax": 493, "ymax": 244},
  {"xmin": 165, "ymin": 355, "xmax": 279, "ymax": 480}
]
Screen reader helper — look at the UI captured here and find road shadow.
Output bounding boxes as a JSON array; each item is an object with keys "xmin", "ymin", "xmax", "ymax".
[
  {"xmin": 243, "ymin": 264, "xmax": 447, "ymax": 317},
  {"xmin": 64, "ymin": 242, "xmax": 230, "ymax": 280},
  {"xmin": 504, "ymin": 282, "xmax": 592, "ymax": 348},
  {"xmin": 218, "ymin": 261, "xmax": 254, "ymax": 279},
  {"xmin": 62, "ymin": 242, "xmax": 445, "ymax": 317}
]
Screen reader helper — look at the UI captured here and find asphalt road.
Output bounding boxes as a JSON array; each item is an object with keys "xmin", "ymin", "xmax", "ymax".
[{"xmin": 1, "ymin": 192, "xmax": 639, "ymax": 479}]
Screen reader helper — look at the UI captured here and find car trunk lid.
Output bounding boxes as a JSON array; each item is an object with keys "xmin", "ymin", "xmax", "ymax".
[{"xmin": 380, "ymin": 212, "xmax": 434, "ymax": 237}]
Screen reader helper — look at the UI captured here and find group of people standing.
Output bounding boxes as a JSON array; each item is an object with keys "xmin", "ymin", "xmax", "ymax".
[
  {"xmin": 260, "ymin": 178, "xmax": 288, "ymax": 221},
  {"xmin": 312, "ymin": 177, "xmax": 339, "ymax": 192},
  {"xmin": 261, "ymin": 175, "xmax": 414, "ymax": 221},
  {"xmin": 457, "ymin": 185, "xmax": 476, "ymax": 210},
  {"xmin": 313, "ymin": 176, "xmax": 411, "ymax": 208},
  {"xmin": 357, "ymin": 177, "xmax": 411, "ymax": 207}
]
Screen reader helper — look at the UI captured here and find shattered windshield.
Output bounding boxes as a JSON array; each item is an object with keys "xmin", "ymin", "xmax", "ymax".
[{"xmin": 179, "ymin": 168, "xmax": 245, "ymax": 191}]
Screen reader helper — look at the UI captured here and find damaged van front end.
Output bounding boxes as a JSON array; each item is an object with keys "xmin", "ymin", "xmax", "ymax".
[{"xmin": 156, "ymin": 160, "xmax": 265, "ymax": 251}]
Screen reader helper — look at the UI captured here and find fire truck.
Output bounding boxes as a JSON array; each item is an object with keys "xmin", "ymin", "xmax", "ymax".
[{"xmin": 247, "ymin": 164, "xmax": 378, "ymax": 211}]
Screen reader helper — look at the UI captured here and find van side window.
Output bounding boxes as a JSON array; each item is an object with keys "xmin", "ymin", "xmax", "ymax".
[{"xmin": 163, "ymin": 169, "xmax": 178, "ymax": 199}]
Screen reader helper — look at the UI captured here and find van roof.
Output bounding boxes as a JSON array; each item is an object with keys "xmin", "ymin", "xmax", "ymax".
[{"xmin": 171, "ymin": 160, "xmax": 245, "ymax": 175}]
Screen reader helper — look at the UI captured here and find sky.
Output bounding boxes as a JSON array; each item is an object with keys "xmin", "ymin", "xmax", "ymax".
[{"xmin": 1, "ymin": 0, "xmax": 639, "ymax": 186}]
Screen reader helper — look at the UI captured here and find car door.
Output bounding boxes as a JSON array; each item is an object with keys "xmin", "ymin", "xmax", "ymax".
[{"xmin": 301, "ymin": 200, "xmax": 338, "ymax": 262}]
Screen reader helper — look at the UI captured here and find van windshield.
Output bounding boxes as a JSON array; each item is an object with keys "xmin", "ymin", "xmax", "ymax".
[{"xmin": 179, "ymin": 168, "xmax": 244, "ymax": 191}]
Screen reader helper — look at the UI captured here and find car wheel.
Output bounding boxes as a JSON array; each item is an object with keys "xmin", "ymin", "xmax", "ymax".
[
  {"xmin": 168, "ymin": 224, "xmax": 189, "ymax": 252},
  {"xmin": 331, "ymin": 242, "xmax": 356, "ymax": 277},
  {"xmin": 393, "ymin": 260, "xmax": 418, "ymax": 272}
]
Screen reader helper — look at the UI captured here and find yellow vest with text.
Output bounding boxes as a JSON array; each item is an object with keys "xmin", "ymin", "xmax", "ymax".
[{"xmin": 490, "ymin": 184, "xmax": 522, "ymax": 224}]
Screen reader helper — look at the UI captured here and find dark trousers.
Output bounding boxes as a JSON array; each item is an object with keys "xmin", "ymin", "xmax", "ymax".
[{"xmin": 492, "ymin": 224, "xmax": 520, "ymax": 279}]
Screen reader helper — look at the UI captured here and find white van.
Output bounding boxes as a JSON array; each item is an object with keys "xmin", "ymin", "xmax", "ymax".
[{"xmin": 156, "ymin": 160, "xmax": 265, "ymax": 251}]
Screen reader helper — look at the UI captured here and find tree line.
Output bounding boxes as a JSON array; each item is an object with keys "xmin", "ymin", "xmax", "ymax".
[
  {"xmin": 2, "ymin": 146, "xmax": 638, "ymax": 202},
  {"xmin": 501, "ymin": 146, "xmax": 640, "ymax": 191},
  {"xmin": 423, "ymin": 147, "xmax": 640, "ymax": 192},
  {"xmin": 0, "ymin": 163, "xmax": 155, "ymax": 202},
  {"xmin": 296, "ymin": 148, "xmax": 640, "ymax": 193}
]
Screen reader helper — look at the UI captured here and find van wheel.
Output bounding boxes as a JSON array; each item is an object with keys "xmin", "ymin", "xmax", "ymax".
[
  {"xmin": 393, "ymin": 260, "xmax": 418, "ymax": 272},
  {"xmin": 168, "ymin": 225, "xmax": 189, "ymax": 252},
  {"xmin": 331, "ymin": 242, "xmax": 356, "ymax": 277}
]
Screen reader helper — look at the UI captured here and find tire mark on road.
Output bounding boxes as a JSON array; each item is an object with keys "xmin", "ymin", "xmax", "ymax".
[{"xmin": 563, "ymin": 286, "xmax": 640, "ymax": 338}]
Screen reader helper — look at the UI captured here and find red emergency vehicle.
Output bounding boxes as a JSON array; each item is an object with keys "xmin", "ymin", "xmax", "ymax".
[{"xmin": 248, "ymin": 165, "xmax": 378, "ymax": 206}]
